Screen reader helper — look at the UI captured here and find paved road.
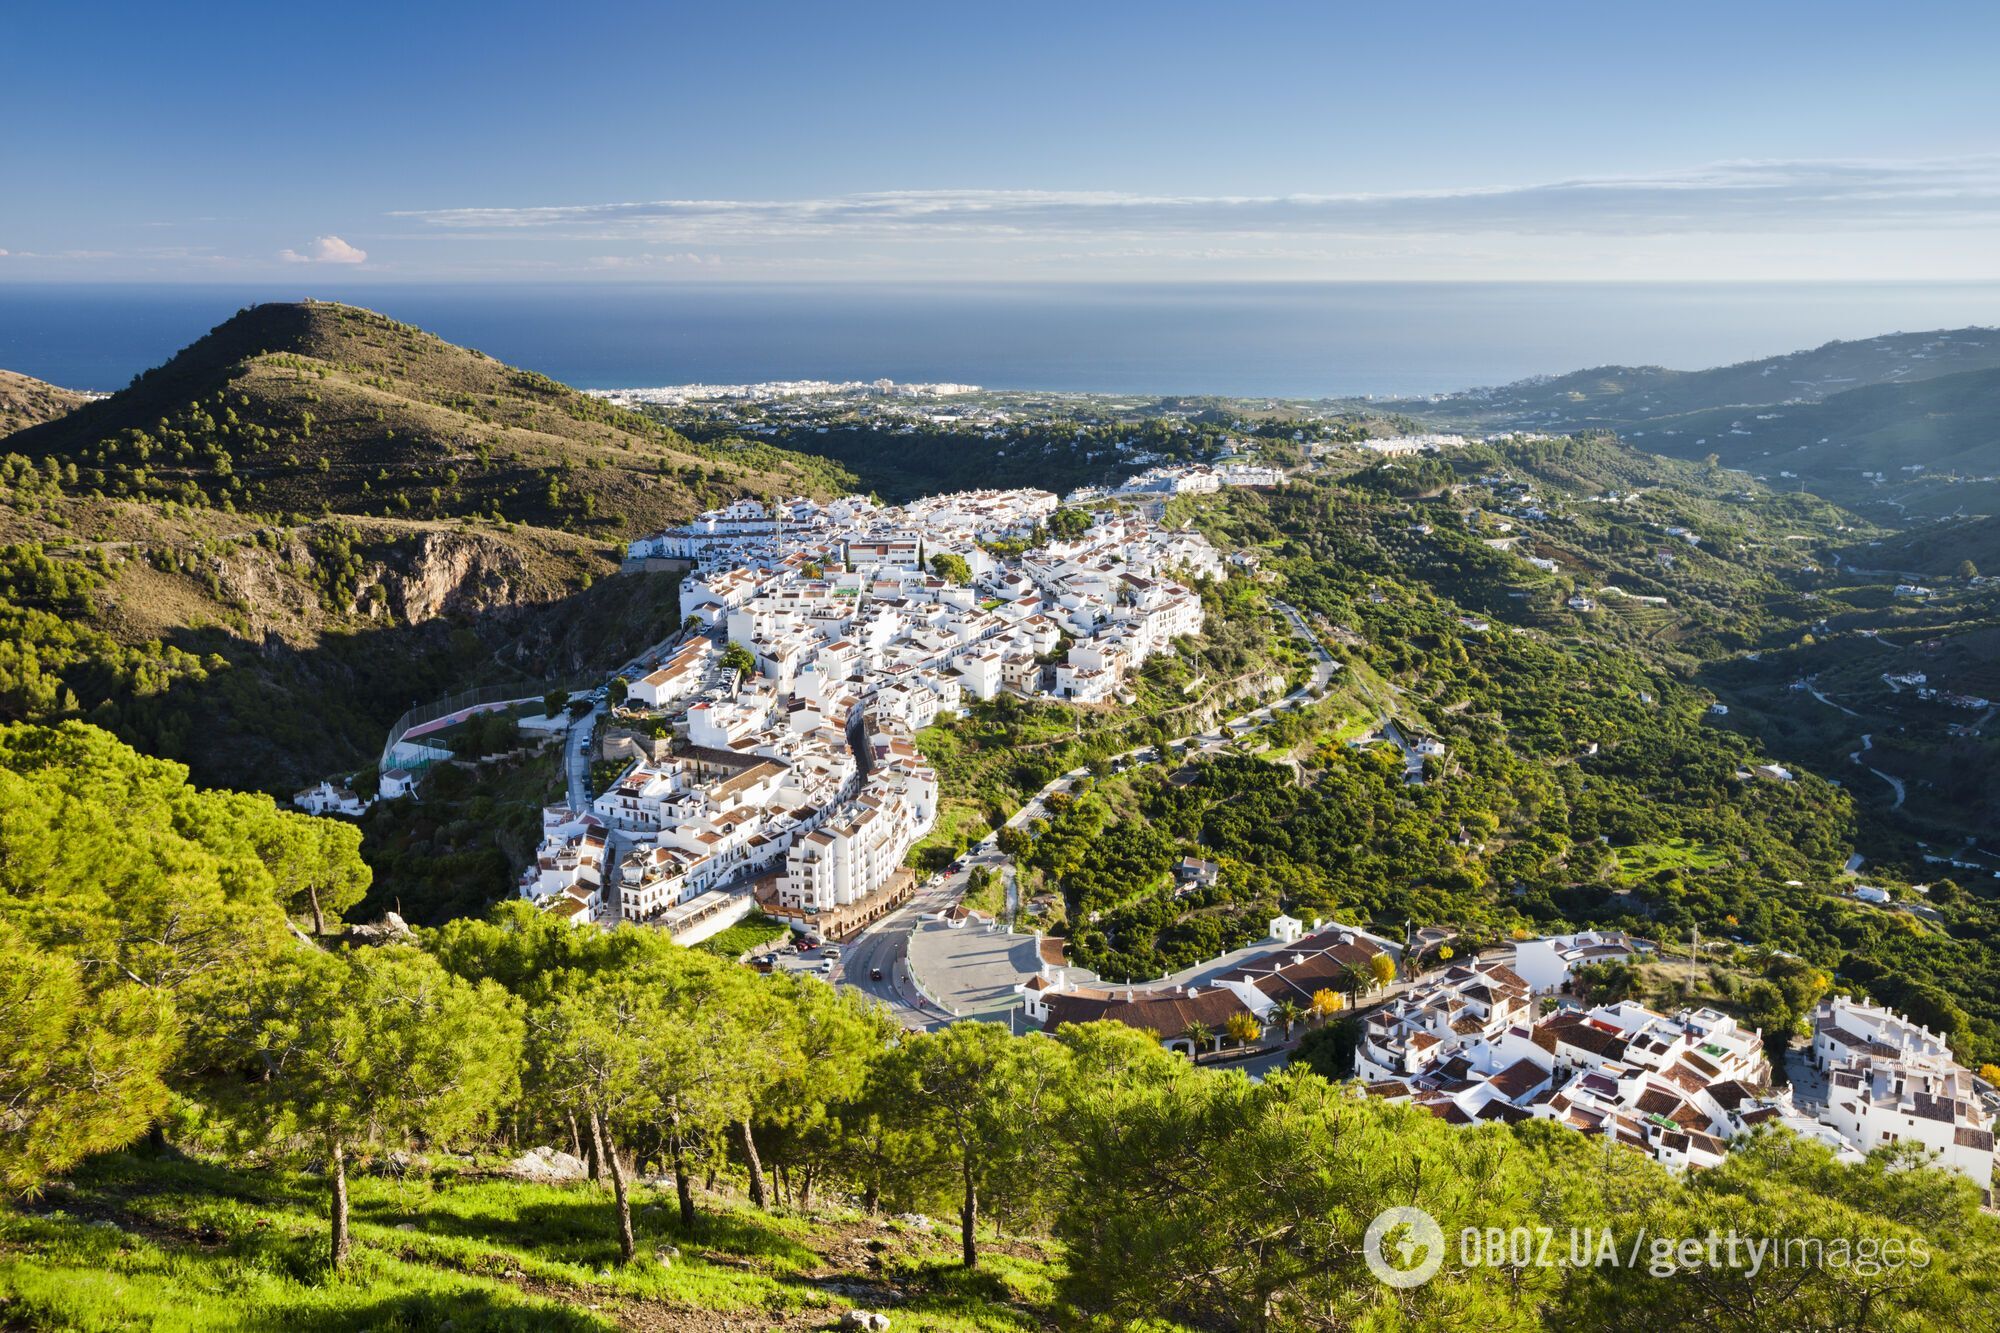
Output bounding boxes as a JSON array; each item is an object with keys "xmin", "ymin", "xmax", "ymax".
[
  {"xmin": 564, "ymin": 703, "xmax": 600, "ymax": 812},
  {"xmin": 829, "ymin": 870, "xmax": 973, "ymax": 1029}
]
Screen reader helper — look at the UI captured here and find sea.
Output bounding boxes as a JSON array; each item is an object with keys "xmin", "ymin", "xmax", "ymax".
[{"xmin": 3, "ymin": 280, "xmax": 1997, "ymax": 399}]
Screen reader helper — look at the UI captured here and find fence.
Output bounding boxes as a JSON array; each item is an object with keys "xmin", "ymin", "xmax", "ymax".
[{"xmin": 380, "ymin": 674, "xmax": 595, "ymax": 776}]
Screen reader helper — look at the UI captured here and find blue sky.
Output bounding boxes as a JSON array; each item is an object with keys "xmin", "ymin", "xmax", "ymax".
[{"xmin": 4, "ymin": 0, "xmax": 1998, "ymax": 282}]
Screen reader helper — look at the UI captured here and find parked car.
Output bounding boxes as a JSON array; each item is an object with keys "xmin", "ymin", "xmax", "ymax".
[{"xmin": 818, "ymin": 958, "xmax": 835, "ymax": 974}]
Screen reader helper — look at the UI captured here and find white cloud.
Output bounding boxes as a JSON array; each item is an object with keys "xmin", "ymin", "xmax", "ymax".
[
  {"xmin": 391, "ymin": 157, "xmax": 2000, "ymax": 244},
  {"xmin": 278, "ymin": 235, "xmax": 368, "ymax": 265},
  {"xmin": 369, "ymin": 155, "xmax": 2000, "ymax": 281}
]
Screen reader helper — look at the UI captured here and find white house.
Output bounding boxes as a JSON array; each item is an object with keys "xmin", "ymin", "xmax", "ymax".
[
  {"xmin": 293, "ymin": 780, "xmax": 370, "ymax": 818},
  {"xmin": 1512, "ymin": 931, "xmax": 1639, "ymax": 995},
  {"xmin": 1809, "ymin": 996, "xmax": 1995, "ymax": 1191}
]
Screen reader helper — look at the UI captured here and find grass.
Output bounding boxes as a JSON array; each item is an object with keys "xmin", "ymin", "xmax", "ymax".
[
  {"xmin": 907, "ymin": 799, "xmax": 1001, "ymax": 872},
  {"xmin": 694, "ymin": 910, "xmax": 791, "ymax": 960},
  {"xmin": 1606, "ymin": 838, "xmax": 1728, "ymax": 885},
  {"xmin": 0, "ymin": 1152, "xmax": 1064, "ymax": 1332},
  {"xmin": 959, "ymin": 867, "xmax": 1007, "ymax": 918}
]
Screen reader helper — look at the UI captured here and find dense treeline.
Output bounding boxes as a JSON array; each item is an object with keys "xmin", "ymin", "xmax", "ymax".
[
  {"xmin": 988, "ymin": 466, "xmax": 2000, "ymax": 1066},
  {"xmin": 5, "ymin": 721, "xmax": 1999, "ymax": 1329},
  {"xmin": 669, "ymin": 416, "xmax": 1233, "ymax": 504},
  {"xmin": 1236, "ymin": 471, "xmax": 2000, "ymax": 1061}
]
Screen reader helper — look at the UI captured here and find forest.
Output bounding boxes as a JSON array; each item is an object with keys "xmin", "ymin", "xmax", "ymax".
[
  {"xmin": 4, "ymin": 719, "xmax": 1997, "ymax": 1332},
  {"xmin": 976, "ymin": 456, "xmax": 2000, "ymax": 1066}
]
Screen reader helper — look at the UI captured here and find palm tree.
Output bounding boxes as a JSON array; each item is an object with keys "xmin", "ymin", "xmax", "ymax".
[
  {"xmin": 1272, "ymin": 999, "xmax": 1305, "ymax": 1040},
  {"xmin": 1338, "ymin": 963, "xmax": 1369, "ymax": 1006},
  {"xmin": 1181, "ymin": 1020, "xmax": 1215, "ymax": 1061}
]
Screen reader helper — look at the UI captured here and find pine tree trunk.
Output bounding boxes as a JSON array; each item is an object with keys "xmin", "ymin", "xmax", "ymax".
[
  {"xmin": 670, "ymin": 1111, "xmax": 696, "ymax": 1229},
  {"xmin": 329, "ymin": 1138, "xmax": 351, "ymax": 1267},
  {"xmin": 960, "ymin": 1156, "xmax": 978, "ymax": 1268},
  {"xmin": 597, "ymin": 1109, "xmax": 635, "ymax": 1264},
  {"xmin": 738, "ymin": 1118, "xmax": 768, "ymax": 1208},
  {"xmin": 309, "ymin": 885, "xmax": 325, "ymax": 936},
  {"xmin": 566, "ymin": 1109, "xmax": 582, "ymax": 1161},
  {"xmin": 863, "ymin": 1179, "xmax": 880, "ymax": 1215},
  {"xmin": 586, "ymin": 1104, "xmax": 608, "ymax": 1183},
  {"xmin": 798, "ymin": 1163, "xmax": 814, "ymax": 1210}
]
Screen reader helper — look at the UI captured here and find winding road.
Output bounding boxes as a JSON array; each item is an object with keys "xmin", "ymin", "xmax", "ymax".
[
  {"xmin": 1847, "ymin": 732, "xmax": 1906, "ymax": 809},
  {"xmin": 843, "ymin": 599, "xmax": 1343, "ymax": 1025}
]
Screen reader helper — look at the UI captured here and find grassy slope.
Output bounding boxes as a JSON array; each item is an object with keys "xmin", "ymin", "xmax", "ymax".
[
  {"xmin": 0, "ymin": 369, "xmax": 86, "ymax": 437},
  {"xmin": 0, "ymin": 1152, "xmax": 1057, "ymax": 1332}
]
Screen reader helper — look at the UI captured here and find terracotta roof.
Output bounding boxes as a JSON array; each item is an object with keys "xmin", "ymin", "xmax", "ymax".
[
  {"xmin": 1040, "ymin": 986, "xmax": 1251, "ymax": 1041},
  {"xmin": 1706, "ymin": 1079, "xmax": 1756, "ymax": 1110},
  {"xmin": 1910, "ymin": 1092, "xmax": 1959, "ymax": 1124},
  {"xmin": 1488, "ymin": 1059, "xmax": 1550, "ymax": 1101}
]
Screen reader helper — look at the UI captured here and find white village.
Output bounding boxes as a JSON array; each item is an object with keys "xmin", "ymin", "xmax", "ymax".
[
  {"xmin": 528, "ymin": 485, "xmax": 1215, "ymax": 944},
  {"xmin": 302, "ymin": 474, "xmax": 1997, "ymax": 1199}
]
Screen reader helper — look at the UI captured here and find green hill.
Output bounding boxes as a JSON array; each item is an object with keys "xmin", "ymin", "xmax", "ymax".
[
  {"xmin": 9, "ymin": 302, "xmax": 851, "ymax": 534},
  {"xmin": 1381, "ymin": 329, "xmax": 2000, "ymax": 518},
  {"xmin": 1625, "ymin": 366, "xmax": 2000, "ymax": 512},
  {"xmin": 0, "ymin": 304, "xmax": 856, "ymax": 792},
  {"xmin": 1410, "ymin": 326, "xmax": 2000, "ymax": 426}
]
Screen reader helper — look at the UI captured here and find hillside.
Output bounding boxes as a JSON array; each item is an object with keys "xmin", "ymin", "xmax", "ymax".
[
  {"xmin": 4, "ymin": 1151, "xmax": 1059, "ymax": 1333},
  {"xmin": 0, "ymin": 499, "xmax": 690, "ymax": 792},
  {"xmin": 1406, "ymin": 326, "xmax": 2000, "ymax": 426},
  {"xmin": 1376, "ymin": 328, "xmax": 2000, "ymax": 519},
  {"xmin": 0, "ymin": 304, "xmax": 858, "ymax": 793},
  {"xmin": 3, "ymin": 720, "xmax": 1994, "ymax": 1333},
  {"xmin": 1625, "ymin": 366, "xmax": 2000, "ymax": 515},
  {"xmin": 9, "ymin": 302, "xmax": 851, "ymax": 534},
  {"xmin": 0, "ymin": 368, "xmax": 86, "ymax": 436},
  {"xmin": 1846, "ymin": 512, "xmax": 2000, "ymax": 577}
]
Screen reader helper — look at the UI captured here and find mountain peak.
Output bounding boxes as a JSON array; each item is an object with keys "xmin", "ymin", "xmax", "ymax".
[{"xmin": 9, "ymin": 302, "xmax": 849, "ymax": 535}]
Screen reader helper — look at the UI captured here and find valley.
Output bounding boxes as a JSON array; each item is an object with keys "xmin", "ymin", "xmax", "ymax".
[{"xmin": 6, "ymin": 308, "xmax": 2000, "ymax": 1332}]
